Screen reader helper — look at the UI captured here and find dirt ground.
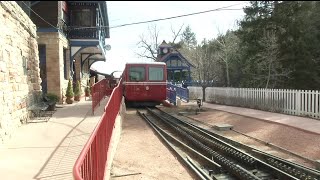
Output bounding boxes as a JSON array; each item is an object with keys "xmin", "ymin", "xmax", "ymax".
[
  {"xmin": 110, "ymin": 108, "xmax": 195, "ymax": 180},
  {"xmin": 110, "ymin": 104, "xmax": 320, "ymax": 179}
]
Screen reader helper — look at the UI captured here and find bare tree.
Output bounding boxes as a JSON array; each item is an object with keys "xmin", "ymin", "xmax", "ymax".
[
  {"xmin": 170, "ymin": 23, "xmax": 184, "ymax": 44},
  {"xmin": 256, "ymin": 30, "xmax": 291, "ymax": 88},
  {"xmin": 136, "ymin": 23, "xmax": 185, "ymax": 61},
  {"xmin": 216, "ymin": 30, "xmax": 240, "ymax": 87},
  {"xmin": 136, "ymin": 24, "xmax": 160, "ymax": 61},
  {"xmin": 188, "ymin": 40, "xmax": 221, "ymax": 101}
]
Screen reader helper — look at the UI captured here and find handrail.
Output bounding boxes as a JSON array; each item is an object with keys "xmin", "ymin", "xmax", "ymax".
[
  {"xmin": 166, "ymin": 87, "xmax": 176, "ymax": 106},
  {"xmin": 167, "ymin": 83, "xmax": 189, "ymax": 103},
  {"xmin": 92, "ymin": 79, "xmax": 107, "ymax": 115},
  {"xmin": 73, "ymin": 78, "xmax": 123, "ymax": 180}
]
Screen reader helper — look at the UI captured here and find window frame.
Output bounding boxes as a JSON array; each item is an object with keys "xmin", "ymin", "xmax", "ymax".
[
  {"xmin": 70, "ymin": 8, "xmax": 94, "ymax": 27},
  {"xmin": 148, "ymin": 66, "xmax": 164, "ymax": 81},
  {"xmin": 128, "ymin": 66, "xmax": 146, "ymax": 82}
]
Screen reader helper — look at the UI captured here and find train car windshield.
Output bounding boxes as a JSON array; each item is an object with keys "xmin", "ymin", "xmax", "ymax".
[
  {"xmin": 149, "ymin": 67, "xmax": 164, "ymax": 81},
  {"xmin": 129, "ymin": 67, "xmax": 145, "ymax": 81}
]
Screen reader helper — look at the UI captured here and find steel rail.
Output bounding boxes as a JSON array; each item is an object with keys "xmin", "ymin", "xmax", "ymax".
[
  {"xmin": 176, "ymin": 110, "xmax": 320, "ymax": 179},
  {"xmin": 137, "ymin": 110, "xmax": 211, "ymax": 180},
  {"xmin": 139, "ymin": 110, "xmax": 222, "ymax": 171},
  {"xmin": 147, "ymin": 108, "xmax": 262, "ymax": 180},
  {"xmin": 151, "ymin": 108, "xmax": 304, "ymax": 179}
]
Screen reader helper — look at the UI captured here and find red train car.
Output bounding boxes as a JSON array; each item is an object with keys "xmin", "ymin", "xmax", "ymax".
[{"xmin": 122, "ymin": 62, "xmax": 167, "ymax": 107}]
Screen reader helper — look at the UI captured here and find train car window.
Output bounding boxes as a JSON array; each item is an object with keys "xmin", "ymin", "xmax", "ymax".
[
  {"xmin": 149, "ymin": 67, "xmax": 164, "ymax": 81},
  {"xmin": 129, "ymin": 67, "xmax": 145, "ymax": 81}
]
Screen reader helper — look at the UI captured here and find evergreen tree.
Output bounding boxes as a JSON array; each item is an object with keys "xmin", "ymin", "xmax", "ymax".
[
  {"xmin": 181, "ymin": 25, "xmax": 197, "ymax": 49},
  {"xmin": 66, "ymin": 79, "xmax": 74, "ymax": 98}
]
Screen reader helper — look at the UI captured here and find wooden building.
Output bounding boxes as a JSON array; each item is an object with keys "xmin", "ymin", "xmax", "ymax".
[{"xmin": 156, "ymin": 40, "xmax": 194, "ymax": 85}]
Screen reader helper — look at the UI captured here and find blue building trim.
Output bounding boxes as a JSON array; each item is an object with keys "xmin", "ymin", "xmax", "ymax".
[
  {"xmin": 69, "ymin": 40, "xmax": 99, "ymax": 47},
  {"xmin": 167, "ymin": 66, "xmax": 190, "ymax": 70},
  {"xmin": 162, "ymin": 53, "xmax": 195, "ymax": 68},
  {"xmin": 81, "ymin": 53, "xmax": 102, "ymax": 70},
  {"xmin": 159, "ymin": 51, "xmax": 194, "ymax": 84}
]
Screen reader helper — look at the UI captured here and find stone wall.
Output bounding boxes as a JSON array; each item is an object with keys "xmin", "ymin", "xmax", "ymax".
[
  {"xmin": 0, "ymin": 2, "xmax": 40, "ymax": 142},
  {"xmin": 37, "ymin": 32, "xmax": 69, "ymax": 104}
]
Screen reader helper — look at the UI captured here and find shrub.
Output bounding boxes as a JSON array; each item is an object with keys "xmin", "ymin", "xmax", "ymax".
[
  {"xmin": 85, "ymin": 86, "xmax": 90, "ymax": 93},
  {"xmin": 66, "ymin": 79, "xmax": 74, "ymax": 98},
  {"xmin": 74, "ymin": 80, "xmax": 81, "ymax": 97},
  {"xmin": 46, "ymin": 93, "xmax": 59, "ymax": 102}
]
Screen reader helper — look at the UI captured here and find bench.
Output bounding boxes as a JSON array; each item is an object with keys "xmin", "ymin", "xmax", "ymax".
[{"xmin": 27, "ymin": 95, "xmax": 56, "ymax": 122}]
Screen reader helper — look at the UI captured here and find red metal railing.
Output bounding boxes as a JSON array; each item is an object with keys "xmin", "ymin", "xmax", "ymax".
[
  {"xmin": 73, "ymin": 78, "xmax": 123, "ymax": 180},
  {"xmin": 91, "ymin": 79, "xmax": 107, "ymax": 115}
]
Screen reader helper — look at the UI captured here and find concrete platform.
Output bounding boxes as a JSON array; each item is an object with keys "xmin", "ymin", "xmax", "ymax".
[
  {"xmin": 213, "ymin": 124, "xmax": 233, "ymax": 131},
  {"xmin": 0, "ymin": 97, "xmax": 108, "ymax": 180}
]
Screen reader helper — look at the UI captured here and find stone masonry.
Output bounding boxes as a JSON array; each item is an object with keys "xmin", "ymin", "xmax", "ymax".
[
  {"xmin": 37, "ymin": 32, "xmax": 69, "ymax": 103},
  {"xmin": 0, "ymin": 2, "xmax": 41, "ymax": 142}
]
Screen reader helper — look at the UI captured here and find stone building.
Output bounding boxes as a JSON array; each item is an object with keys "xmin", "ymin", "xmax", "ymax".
[
  {"xmin": 0, "ymin": 1, "xmax": 41, "ymax": 142},
  {"xmin": 0, "ymin": 1, "xmax": 110, "ymax": 142},
  {"xmin": 26, "ymin": 1, "xmax": 110, "ymax": 103}
]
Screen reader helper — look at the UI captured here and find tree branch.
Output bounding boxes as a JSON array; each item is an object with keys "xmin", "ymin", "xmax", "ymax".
[{"xmin": 171, "ymin": 23, "xmax": 184, "ymax": 43}]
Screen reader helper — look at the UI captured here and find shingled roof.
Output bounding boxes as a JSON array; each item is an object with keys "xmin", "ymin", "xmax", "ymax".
[{"xmin": 158, "ymin": 48, "xmax": 195, "ymax": 68}]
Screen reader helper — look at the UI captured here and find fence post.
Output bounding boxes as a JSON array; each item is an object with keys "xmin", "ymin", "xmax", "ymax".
[{"xmin": 316, "ymin": 90, "xmax": 319, "ymax": 119}]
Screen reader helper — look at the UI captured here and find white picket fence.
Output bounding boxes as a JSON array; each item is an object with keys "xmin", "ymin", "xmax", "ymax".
[
  {"xmin": 188, "ymin": 86, "xmax": 203, "ymax": 99},
  {"xmin": 188, "ymin": 87, "xmax": 320, "ymax": 119}
]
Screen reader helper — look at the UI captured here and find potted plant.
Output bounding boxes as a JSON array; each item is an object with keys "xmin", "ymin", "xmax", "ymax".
[
  {"xmin": 85, "ymin": 80, "xmax": 90, "ymax": 97},
  {"xmin": 45, "ymin": 93, "xmax": 59, "ymax": 111},
  {"xmin": 66, "ymin": 79, "xmax": 74, "ymax": 104},
  {"xmin": 74, "ymin": 80, "xmax": 81, "ymax": 101}
]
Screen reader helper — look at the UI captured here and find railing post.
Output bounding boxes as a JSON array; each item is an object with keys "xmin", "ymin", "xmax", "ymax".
[
  {"xmin": 99, "ymin": 83, "xmax": 101, "ymax": 107},
  {"xmin": 92, "ymin": 85, "xmax": 94, "ymax": 115}
]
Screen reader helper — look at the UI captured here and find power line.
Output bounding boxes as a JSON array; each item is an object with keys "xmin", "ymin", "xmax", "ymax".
[
  {"xmin": 20, "ymin": 1, "xmax": 245, "ymax": 31},
  {"xmin": 111, "ymin": 4, "xmax": 245, "ymax": 29},
  {"xmin": 72, "ymin": 3, "xmax": 246, "ymax": 30},
  {"xmin": 21, "ymin": 1, "xmax": 58, "ymax": 30}
]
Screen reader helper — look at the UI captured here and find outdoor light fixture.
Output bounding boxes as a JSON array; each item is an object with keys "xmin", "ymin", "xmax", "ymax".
[{"xmin": 104, "ymin": 44, "xmax": 111, "ymax": 51}]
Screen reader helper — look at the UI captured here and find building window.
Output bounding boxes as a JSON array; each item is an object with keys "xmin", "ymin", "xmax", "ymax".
[
  {"xmin": 71, "ymin": 9, "xmax": 93, "ymax": 27},
  {"xmin": 177, "ymin": 60, "xmax": 181, "ymax": 67},
  {"xmin": 129, "ymin": 67, "xmax": 145, "ymax": 82},
  {"xmin": 149, "ymin": 67, "xmax": 164, "ymax": 81},
  {"xmin": 171, "ymin": 59, "xmax": 178, "ymax": 67},
  {"xmin": 166, "ymin": 61, "xmax": 171, "ymax": 67}
]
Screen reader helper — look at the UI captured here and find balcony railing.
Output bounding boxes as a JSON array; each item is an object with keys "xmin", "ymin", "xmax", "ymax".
[{"xmin": 68, "ymin": 28, "xmax": 99, "ymax": 39}]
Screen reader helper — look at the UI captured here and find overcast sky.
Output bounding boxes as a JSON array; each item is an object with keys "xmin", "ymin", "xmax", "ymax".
[{"xmin": 91, "ymin": 1, "xmax": 249, "ymax": 74}]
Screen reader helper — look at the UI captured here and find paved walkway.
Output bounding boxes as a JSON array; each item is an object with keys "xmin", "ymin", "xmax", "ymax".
[
  {"xmin": 182, "ymin": 100, "xmax": 320, "ymax": 135},
  {"xmin": 0, "ymin": 97, "xmax": 108, "ymax": 180}
]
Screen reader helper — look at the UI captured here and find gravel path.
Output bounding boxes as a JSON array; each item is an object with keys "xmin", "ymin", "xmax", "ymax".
[{"xmin": 110, "ymin": 108, "xmax": 194, "ymax": 180}]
